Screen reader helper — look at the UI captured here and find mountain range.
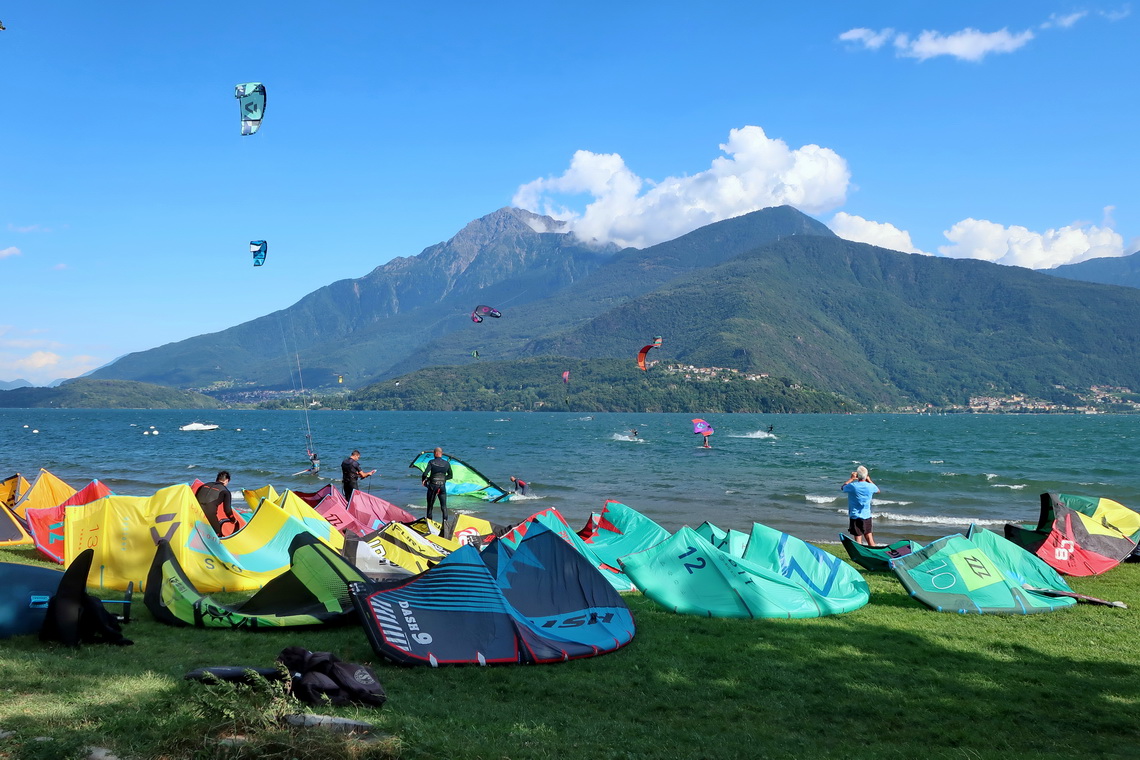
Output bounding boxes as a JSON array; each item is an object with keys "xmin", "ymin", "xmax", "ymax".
[{"xmin": 88, "ymin": 206, "xmax": 1140, "ymax": 407}]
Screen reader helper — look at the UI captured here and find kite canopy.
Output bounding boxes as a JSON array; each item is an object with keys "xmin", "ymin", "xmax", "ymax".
[
  {"xmin": 408, "ymin": 451, "xmax": 510, "ymax": 502},
  {"xmin": 351, "ymin": 522, "xmax": 635, "ymax": 666},
  {"xmin": 636, "ymin": 336, "xmax": 663, "ymax": 371},
  {"xmin": 840, "ymin": 535, "xmax": 919, "ymax": 572},
  {"xmin": 250, "ymin": 240, "xmax": 267, "ymax": 266},
  {"xmin": 145, "ymin": 533, "xmax": 366, "ymax": 629},
  {"xmin": 562, "ymin": 371, "xmax": 570, "ymax": 384},
  {"xmin": 470, "ymin": 304, "xmax": 501, "ymax": 323},
  {"xmin": 502, "ymin": 507, "xmax": 635, "ymax": 592},
  {"xmin": 890, "ymin": 531, "xmax": 1077, "ymax": 614},
  {"xmin": 25, "ymin": 480, "xmax": 114, "ymax": 561},
  {"xmin": 1005, "ymin": 493, "xmax": 1139, "ymax": 576},
  {"xmin": 12, "ymin": 469, "xmax": 76, "ymax": 520},
  {"xmin": 234, "ymin": 82, "xmax": 266, "ymax": 135},
  {"xmin": 576, "ymin": 500, "xmax": 670, "ymax": 573},
  {"xmin": 692, "ymin": 418, "xmax": 713, "ymax": 437},
  {"xmin": 620, "ymin": 525, "xmax": 869, "ymax": 619}
]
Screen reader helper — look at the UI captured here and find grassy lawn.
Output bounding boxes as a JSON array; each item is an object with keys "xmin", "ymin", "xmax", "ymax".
[{"xmin": 1, "ymin": 545, "xmax": 1138, "ymax": 760}]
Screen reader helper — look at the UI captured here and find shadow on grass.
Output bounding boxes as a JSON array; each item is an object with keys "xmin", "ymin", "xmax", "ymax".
[{"xmin": 0, "ymin": 590, "xmax": 1137, "ymax": 760}]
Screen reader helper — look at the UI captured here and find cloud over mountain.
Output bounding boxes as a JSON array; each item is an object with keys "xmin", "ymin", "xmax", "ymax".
[
  {"xmin": 829, "ymin": 213, "xmax": 929, "ymax": 255},
  {"xmin": 938, "ymin": 218, "xmax": 1125, "ymax": 269},
  {"xmin": 513, "ymin": 126, "xmax": 851, "ymax": 249}
]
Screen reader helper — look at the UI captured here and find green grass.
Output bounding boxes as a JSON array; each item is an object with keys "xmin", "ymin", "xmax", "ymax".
[{"xmin": 1, "ymin": 545, "xmax": 1138, "ymax": 760}]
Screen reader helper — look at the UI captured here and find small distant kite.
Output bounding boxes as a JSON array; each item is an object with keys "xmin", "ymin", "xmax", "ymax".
[
  {"xmin": 234, "ymin": 82, "xmax": 266, "ymax": 135},
  {"xmin": 471, "ymin": 305, "xmax": 502, "ymax": 323},
  {"xmin": 0, "ymin": 21, "xmax": 6, "ymax": 31},
  {"xmin": 692, "ymin": 419, "xmax": 714, "ymax": 438},
  {"xmin": 250, "ymin": 240, "xmax": 267, "ymax": 266},
  {"xmin": 637, "ymin": 336, "xmax": 663, "ymax": 371},
  {"xmin": 562, "ymin": 371, "xmax": 570, "ymax": 384}
]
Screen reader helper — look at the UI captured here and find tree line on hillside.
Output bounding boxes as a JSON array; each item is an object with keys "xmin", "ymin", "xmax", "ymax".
[{"xmin": 261, "ymin": 358, "xmax": 858, "ymax": 413}]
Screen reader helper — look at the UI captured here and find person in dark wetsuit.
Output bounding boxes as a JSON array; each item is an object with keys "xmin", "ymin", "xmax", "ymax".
[
  {"xmin": 340, "ymin": 450, "xmax": 376, "ymax": 501},
  {"xmin": 509, "ymin": 476, "xmax": 529, "ymax": 496},
  {"xmin": 196, "ymin": 471, "xmax": 235, "ymax": 536},
  {"xmin": 421, "ymin": 447, "xmax": 453, "ymax": 523}
]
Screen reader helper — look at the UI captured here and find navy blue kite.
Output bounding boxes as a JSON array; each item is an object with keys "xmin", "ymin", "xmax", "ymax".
[{"xmin": 349, "ymin": 522, "xmax": 634, "ymax": 666}]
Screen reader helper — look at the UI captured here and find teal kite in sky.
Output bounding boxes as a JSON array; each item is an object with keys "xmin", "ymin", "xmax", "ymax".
[
  {"xmin": 250, "ymin": 240, "xmax": 267, "ymax": 266},
  {"xmin": 234, "ymin": 82, "xmax": 266, "ymax": 135}
]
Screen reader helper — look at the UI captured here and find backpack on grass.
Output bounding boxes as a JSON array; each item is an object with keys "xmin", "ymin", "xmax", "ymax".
[{"xmin": 277, "ymin": 646, "xmax": 386, "ymax": 708}]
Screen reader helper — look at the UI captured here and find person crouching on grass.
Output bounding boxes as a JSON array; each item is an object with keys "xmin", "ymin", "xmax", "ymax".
[{"xmin": 842, "ymin": 465, "xmax": 879, "ymax": 547}]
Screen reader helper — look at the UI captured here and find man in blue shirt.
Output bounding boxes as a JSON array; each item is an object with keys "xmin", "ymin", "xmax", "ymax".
[{"xmin": 841, "ymin": 465, "xmax": 880, "ymax": 547}]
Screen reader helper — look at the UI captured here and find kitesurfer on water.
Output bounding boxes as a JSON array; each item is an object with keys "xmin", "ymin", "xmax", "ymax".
[
  {"xmin": 422, "ymin": 447, "xmax": 453, "ymax": 523},
  {"xmin": 341, "ymin": 450, "xmax": 376, "ymax": 501},
  {"xmin": 196, "ymin": 471, "xmax": 235, "ymax": 536},
  {"xmin": 841, "ymin": 465, "xmax": 879, "ymax": 547},
  {"xmin": 509, "ymin": 476, "xmax": 529, "ymax": 496}
]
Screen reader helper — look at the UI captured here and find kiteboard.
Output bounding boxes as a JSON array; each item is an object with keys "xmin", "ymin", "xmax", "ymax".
[{"xmin": 0, "ymin": 561, "xmax": 65, "ymax": 638}]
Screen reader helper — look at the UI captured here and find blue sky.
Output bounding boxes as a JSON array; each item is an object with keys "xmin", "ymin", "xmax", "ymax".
[{"xmin": 1, "ymin": 1, "xmax": 1136, "ymax": 385}]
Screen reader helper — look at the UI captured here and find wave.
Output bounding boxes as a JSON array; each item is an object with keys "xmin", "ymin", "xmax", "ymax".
[
  {"xmin": 991, "ymin": 484, "xmax": 1026, "ymax": 490},
  {"xmin": 874, "ymin": 499, "xmax": 913, "ymax": 506},
  {"xmin": 929, "ymin": 460, "xmax": 944, "ymax": 464},
  {"xmin": 509, "ymin": 492, "xmax": 544, "ymax": 501},
  {"xmin": 985, "ymin": 473, "xmax": 998, "ymax": 480},
  {"xmin": 611, "ymin": 434, "xmax": 646, "ymax": 443},
  {"xmin": 876, "ymin": 511, "xmax": 1013, "ymax": 527},
  {"xmin": 805, "ymin": 494, "xmax": 841, "ymax": 504},
  {"xmin": 728, "ymin": 431, "xmax": 777, "ymax": 439}
]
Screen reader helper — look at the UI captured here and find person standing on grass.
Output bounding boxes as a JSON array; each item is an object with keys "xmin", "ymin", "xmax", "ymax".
[{"xmin": 842, "ymin": 465, "xmax": 879, "ymax": 547}]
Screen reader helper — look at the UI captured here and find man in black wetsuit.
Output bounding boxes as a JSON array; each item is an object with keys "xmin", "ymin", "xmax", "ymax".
[
  {"xmin": 341, "ymin": 450, "xmax": 376, "ymax": 501},
  {"xmin": 421, "ymin": 447, "xmax": 453, "ymax": 524},
  {"xmin": 196, "ymin": 471, "xmax": 235, "ymax": 536}
]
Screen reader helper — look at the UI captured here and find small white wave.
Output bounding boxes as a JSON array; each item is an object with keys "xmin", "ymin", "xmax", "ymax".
[
  {"xmin": 985, "ymin": 473, "xmax": 998, "ymax": 480},
  {"xmin": 806, "ymin": 494, "xmax": 840, "ymax": 504},
  {"xmin": 874, "ymin": 499, "xmax": 913, "ymax": 506},
  {"xmin": 930, "ymin": 460, "xmax": 944, "ymax": 464},
  {"xmin": 876, "ymin": 511, "xmax": 1010, "ymax": 527},
  {"xmin": 940, "ymin": 472, "xmax": 958, "ymax": 477},
  {"xmin": 728, "ymin": 431, "xmax": 777, "ymax": 439},
  {"xmin": 611, "ymin": 434, "xmax": 646, "ymax": 443},
  {"xmin": 510, "ymin": 492, "xmax": 544, "ymax": 500},
  {"xmin": 495, "ymin": 418, "xmax": 511, "ymax": 422},
  {"xmin": 992, "ymin": 484, "xmax": 1025, "ymax": 490},
  {"xmin": 725, "ymin": 489, "xmax": 739, "ymax": 495}
]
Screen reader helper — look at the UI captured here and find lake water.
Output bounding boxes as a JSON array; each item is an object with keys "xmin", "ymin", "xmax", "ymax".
[{"xmin": 2, "ymin": 409, "xmax": 1137, "ymax": 543}]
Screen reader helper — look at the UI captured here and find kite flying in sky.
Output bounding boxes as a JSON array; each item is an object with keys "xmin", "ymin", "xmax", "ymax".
[
  {"xmin": 637, "ymin": 336, "xmax": 663, "ymax": 371},
  {"xmin": 562, "ymin": 371, "xmax": 570, "ymax": 384},
  {"xmin": 250, "ymin": 240, "xmax": 267, "ymax": 266},
  {"xmin": 471, "ymin": 305, "xmax": 501, "ymax": 323},
  {"xmin": 234, "ymin": 82, "xmax": 266, "ymax": 135}
]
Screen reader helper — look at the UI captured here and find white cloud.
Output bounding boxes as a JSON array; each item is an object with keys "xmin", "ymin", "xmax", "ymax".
[
  {"xmin": 838, "ymin": 27, "xmax": 895, "ymax": 50},
  {"xmin": 829, "ymin": 212, "xmax": 930, "ymax": 255},
  {"xmin": 0, "ymin": 350, "xmax": 102, "ymax": 385},
  {"xmin": 52, "ymin": 263, "xmax": 68, "ymax": 271},
  {"xmin": 1100, "ymin": 5, "xmax": 1132, "ymax": 22},
  {"xmin": 6, "ymin": 223, "xmax": 46, "ymax": 233},
  {"xmin": 938, "ymin": 218, "xmax": 1126, "ymax": 268},
  {"xmin": 0, "ymin": 247, "xmax": 20, "ymax": 259},
  {"xmin": 840, "ymin": 25, "xmax": 1035, "ymax": 62},
  {"xmin": 895, "ymin": 27, "xmax": 1035, "ymax": 61},
  {"xmin": 512, "ymin": 126, "xmax": 851, "ymax": 248},
  {"xmin": 1041, "ymin": 11, "xmax": 1087, "ymax": 29}
]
